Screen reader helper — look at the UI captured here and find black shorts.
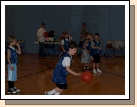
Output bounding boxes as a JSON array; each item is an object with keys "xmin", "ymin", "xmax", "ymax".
[
  {"xmin": 78, "ymin": 41, "xmax": 83, "ymax": 47},
  {"xmin": 56, "ymin": 83, "xmax": 67, "ymax": 89},
  {"xmin": 93, "ymin": 54, "xmax": 100, "ymax": 63}
]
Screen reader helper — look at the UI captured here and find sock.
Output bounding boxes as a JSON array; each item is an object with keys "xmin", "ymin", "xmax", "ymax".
[
  {"xmin": 54, "ymin": 92, "xmax": 60, "ymax": 95},
  {"xmin": 47, "ymin": 89, "xmax": 56, "ymax": 94}
]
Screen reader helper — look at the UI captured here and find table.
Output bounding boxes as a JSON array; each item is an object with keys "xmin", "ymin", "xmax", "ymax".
[
  {"xmin": 34, "ymin": 41, "xmax": 61, "ymax": 55},
  {"xmin": 34, "ymin": 41, "xmax": 61, "ymax": 44}
]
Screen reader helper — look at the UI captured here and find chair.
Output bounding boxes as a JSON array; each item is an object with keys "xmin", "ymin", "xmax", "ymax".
[
  {"xmin": 113, "ymin": 40, "xmax": 124, "ymax": 57},
  {"xmin": 106, "ymin": 40, "xmax": 115, "ymax": 57}
]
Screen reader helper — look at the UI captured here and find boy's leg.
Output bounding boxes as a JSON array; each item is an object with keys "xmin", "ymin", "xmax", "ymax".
[
  {"xmin": 54, "ymin": 87, "xmax": 64, "ymax": 95},
  {"xmin": 96, "ymin": 55, "xmax": 102, "ymax": 73},
  {"xmin": 8, "ymin": 81, "xmax": 12, "ymax": 89},
  {"xmin": 93, "ymin": 63, "xmax": 97, "ymax": 73},
  {"xmin": 93, "ymin": 63, "xmax": 95, "ymax": 69},
  {"xmin": 96, "ymin": 63, "xmax": 99, "ymax": 69},
  {"xmin": 83, "ymin": 63, "xmax": 87, "ymax": 70},
  {"xmin": 96, "ymin": 63, "xmax": 102, "ymax": 73},
  {"xmin": 45, "ymin": 83, "xmax": 67, "ymax": 95},
  {"xmin": 45, "ymin": 87, "xmax": 64, "ymax": 95},
  {"xmin": 86, "ymin": 62, "xmax": 90, "ymax": 70}
]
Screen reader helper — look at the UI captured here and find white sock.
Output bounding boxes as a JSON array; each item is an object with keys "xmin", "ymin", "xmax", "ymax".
[
  {"xmin": 47, "ymin": 89, "xmax": 56, "ymax": 94},
  {"xmin": 54, "ymin": 92, "xmax": 60, "ymax": 95}
]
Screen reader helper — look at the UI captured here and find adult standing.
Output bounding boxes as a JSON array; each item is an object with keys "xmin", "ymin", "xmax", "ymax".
[
  {"xmin": 37, "ymin": 23, "xmax": 47, "ymax": 57},
  {"xmin": 78, "ymin": 23, "xmax": 89, "ymax": 56}
]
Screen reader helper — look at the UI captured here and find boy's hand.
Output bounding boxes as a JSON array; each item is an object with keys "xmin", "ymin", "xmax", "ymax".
[
  {"xmin": 16, "ymin": 42, "xmax": 20, "ymax": 47},
  {"xmin": 86, "ymin": 50, "xmax": 90, "ymax": 54},
  {"xmin": 98, "ymin": 47, "xmax": 102, "ymax": 50},
  {"xmin": 76, "ymin": 73, "xmax": 82, "ymax": 76},
  {"xmin": 10, "ymin": 66, "xmax": 14, "ymax": 71}
]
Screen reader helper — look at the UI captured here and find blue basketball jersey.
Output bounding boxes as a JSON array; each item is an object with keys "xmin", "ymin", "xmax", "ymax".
[
  {"xmin": 52, "ymin": 52, "xmax": 72, "ymax": 84},
  {"xmin": 7, "ymin": 47, "xmax": 18, "ymax": 64},
  {"xmin": 93, "ymin": 40, "xmax": 101, "ymax": 54}
]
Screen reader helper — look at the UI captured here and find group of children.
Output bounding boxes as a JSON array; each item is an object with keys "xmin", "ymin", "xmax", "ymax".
[
  {"xmin": 57, "ymin": 31, "xmax": 102, "ymax": 73},
  {"xmin": 6, "ymin": 31, "xmax": 102, "ymax": 95},
  {"xmin": 45, "ymin": 32, "xmax": 102, "ymax": 95},
  {"xmin": 81, "ymin": 32, "xmax": 102, "ymax": 73}
]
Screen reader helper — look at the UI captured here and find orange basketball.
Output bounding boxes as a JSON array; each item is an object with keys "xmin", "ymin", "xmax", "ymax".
[
  {"xmin": 44, "ymin": 32, "xmax": 48, "ymax": 37},
  {"xmin": 81, "ymin": 70, "xmax": 93, "ymax": 83}
]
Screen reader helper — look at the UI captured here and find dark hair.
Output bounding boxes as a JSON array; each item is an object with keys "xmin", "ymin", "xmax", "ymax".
[
  {"xmin": 85, "ymin": 33, "xmax": 92, "ymax": 37},
  {"xmin": 48, "ymin": 30, "xmax": 55, "ymax": 37},
  {"xmin": 68, "ymin": 41, "xmax": 78, "ymax": 49},
  {"xmin": 94, "ymin": 33, "xmax": 99, "ymax": 37},
  {"xmin": 82, "ymin": 23, "xmax": 86, "ymax": 26},
  {"xmin": 42, "ymin": 23, "xmax": 45, "ymax": 25}
]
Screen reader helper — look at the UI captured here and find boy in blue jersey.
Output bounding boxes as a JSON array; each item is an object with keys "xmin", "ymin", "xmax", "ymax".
[
  {"xmin": 61, "ymin": 31, "xmax": 73, "ymax": 56},
  {"xmin": 92, "ymin": 33, "xmax": 102, "ymax": 73},
  {"xmin": 45, "ymin": 41, "xmax": 81, "ymax": 95},
  {"xmin": 6, "ymin": 35, "xmax": 21, "ymax": 94}
]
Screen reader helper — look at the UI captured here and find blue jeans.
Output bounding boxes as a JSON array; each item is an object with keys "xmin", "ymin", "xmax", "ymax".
[{"xmin": 39, "ymin": 42, "xmax": 46, "ymax": 57}]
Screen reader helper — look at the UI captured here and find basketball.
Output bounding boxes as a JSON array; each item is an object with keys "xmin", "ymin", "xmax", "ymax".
[
  {"xmin": 43, "ymin": 32, "xmax": 48, "ymax": 37},
  {"xmin": 81, "ymin": 70, "xmax": 93, "ymax": 83}
]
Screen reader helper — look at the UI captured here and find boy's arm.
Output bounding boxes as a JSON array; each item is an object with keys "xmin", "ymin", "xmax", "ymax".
[
  {"xmin": 63, "ymin": 57, "xmax": 81, "ymax": 76},
  {"xmin": 83, "ymin": 40, "xmax": 88, "ymax": 49},
  {"xmin": 66, "ymin": 66, "xmax": 81, "ymax": 76},
  {"xmin": 15, "ymin": 42, "xmax": 21, "ymax": 54},
  {"xmin": 7, "ymin": 49, "xmax": 14, "ymax": 70},
  {"xmin": 61, "ymin": 40, "xmax": 65, "ymax": 52},
  {"xmin": 92, "ymin": 42, "xmax": 101, "ymax": 50},
  {"xmin": 68, "ymin": 35, "xmax": 73, "ymax": 40},
  {"xmin": 61, "ymin": 46, "xmax": 65, "ymax": 52},
  {"xmin": 83, "ymin": 40, "xmax": 89, "ymax": 53},
  {"xmin": 7, "ymin": 49, "xmax": 12, "ymax": 65}
]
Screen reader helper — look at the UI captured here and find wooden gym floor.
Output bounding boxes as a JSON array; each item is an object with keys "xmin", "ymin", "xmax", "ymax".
[{"xmin": 5, "ymin": 54, "xmax": 125, "ymax": 95}]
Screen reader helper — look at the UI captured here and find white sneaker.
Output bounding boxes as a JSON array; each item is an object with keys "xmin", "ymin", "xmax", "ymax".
[
  {"xmin": 45, "ymin": 91, "xmax": 53, "ymax": 95},
  {"xmin": 7, "ymin": 88, "xmax": 17, "ymax": 94},
  {"xmin": 97, "ymin": 69, "xmax": 102, "ymax": 73},
  {"xmin": 93, "ymin": 69, "xmax": 97, "ymax": 74},
  {"xmin": 13, "ymin": 87, "xmax": 20, "ymax": 93}
]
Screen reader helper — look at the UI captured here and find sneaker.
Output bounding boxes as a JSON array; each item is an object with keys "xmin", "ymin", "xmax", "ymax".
[
  {"xmin": 45, "ymin": 91, "xmax": 53, "ymax": 95},
  {"xmin": 97, "ymin": 69, "xmax": 102, "ymax": 73},
  {"xmin": 7, "ymin": 88, "xmax": 17, "ymax": 94},
  {"xmin": 86, "ymin": 68, "xmax": 89, "ymax": 70},
  {"xmin": 83, "ymin": 68, "xmax": 86, "ymax": 70},
  {"xmin": 13, "ymin": 87, "xmax": 20, "ymax": 93},
  {"xmin": 93, "ymin": 69, "xmax": 97, "ymax": 74}
]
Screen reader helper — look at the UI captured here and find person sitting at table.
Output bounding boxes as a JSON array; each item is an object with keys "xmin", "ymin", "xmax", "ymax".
[{"xmin": 61, "ymin": 31, "xmax": 73, "ymax": 56}]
